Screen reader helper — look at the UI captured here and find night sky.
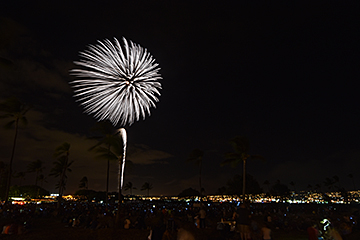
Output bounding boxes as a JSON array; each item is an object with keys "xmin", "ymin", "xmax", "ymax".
[{"xmin": 1, "ymin": 2, "xmax": 360, "ymax": 196}]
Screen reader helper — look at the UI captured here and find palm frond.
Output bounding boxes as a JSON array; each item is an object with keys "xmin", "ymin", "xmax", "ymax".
[
  {"xmin": 221, "ymin": 158, "xmax": 241, "ymax": 168},
  {"xmin": 229, "ymin": 136, "xmax": 250, "ymax": 153},
  {"xmin": 0, "ymin": 113, "xmax": 13, "ymax": 119},
  {"xmin": 20, "ymin": 116, "xmax": 28, "ymax": 126},
  {"xmin": 88, "ymin": 141, "xmax": 104, "ymax": 151},
  {"xmin": 54, "ymin": 142, "xmax": 71, "ymax": 157},
  {"xmin": 3, "ymin": 120, "xmax": 15, "ymax": 129},
  {"xmin": 224, "ymin": 152, "xmax": 241, "ymax": 160},
  {"xmin": 187, "ymin": 148, "xmax": 203, "ymax": 165},
  {"xmin": 250, "ymin": 154, "xmax": 265, "ymax": 162},
  {"xmin": 93, "ymin": 147, "xmax": 118, "ymax": 161}
]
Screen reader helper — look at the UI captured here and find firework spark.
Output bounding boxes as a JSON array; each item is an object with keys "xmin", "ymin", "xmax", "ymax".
[{"xmin": 70, "ymin": 37, "xmax": 162, "ymax": 126}]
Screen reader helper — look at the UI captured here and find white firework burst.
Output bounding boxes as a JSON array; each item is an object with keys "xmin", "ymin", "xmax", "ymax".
[{"xmin": 70, "ymin": 37, "xmax": 162, "ymax": 126}]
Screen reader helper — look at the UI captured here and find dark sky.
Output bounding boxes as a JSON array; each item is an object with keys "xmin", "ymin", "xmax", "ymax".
[{"xmin": 1, "ymin": 2, "xmax": 360, "ymax": 196}]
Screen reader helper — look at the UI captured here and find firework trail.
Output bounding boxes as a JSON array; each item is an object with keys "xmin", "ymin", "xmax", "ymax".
[{"xmin": 118, "ymin": 128, "xmax": 127, "ymax": 190}]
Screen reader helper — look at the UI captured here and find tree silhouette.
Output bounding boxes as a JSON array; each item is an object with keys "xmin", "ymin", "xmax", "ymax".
[
  {"xmin": 141, "ymin": 182, "xmax": 153, "ymax": 196},
  {"xmin": 79, "ymin": 176, "xmax": 88, "ymax": 190},
  {"xmin": 124, "ymin": 182, "xmax": 136, "ymax": 195},
  {"xmin": 9, "ymin": 185, "xmax": 49, "ymax": 199},
  {"xmin": 178, "ymin": 187, "xmax": 200, "ymax": 197},
  {"xmin": 187, "ymin": 149, "xmax": 204, "ymax": 199},
  {"xmin": 0, "ymin": 97, "xmax": 31, "ymax": 202},
  {"xmin": 27, "ymin": 159, "xmax": 44, "ymax": 186},
  {"xmin": 226, "ymin": 174, "xmax": 262, "ymax": 195},
  {"xmin": 50, "ymin": 142, "xmax": 73, "ymax": 207},
  {"xmin": 37, "ymin": 174, "xmax": 48, "ymax": 188},
  {"xmin": 339, "ymin": 187, "xmax": 349, "ymax": 203},
  {"xmin": 270, "ymin": 181, "xmax": 290, "ymax": 200},
  {"xmin": 263, "ymin": 180, "xmax": 270, "ymax": 194},
  {"xmin": 222, "ymin": 136, "xmax": 264, "ymax": 200},
  {"xmin": 324, "ymin": 177, "xmax": 335, "ymax": 191},
  {"xmin": 14, "ymin": 171, "xmax": 26, "ymax": 186},
  {"xmin": 348, "ymin": 174, "xmax": 356, "ymax": 190},
  {"xmin": 314, "ymin": 183, "xmax": 322, "ymax": 193},
  {"xmin": 216, "ymin": 186, "xmax": 227, "ymax": 195},
  {"xmin": 333, "ymin": 175, "xmax": 340, "ymax": 190},
  {"xmin": 91, "ymin": 136, "xmax": 132, "ymax": 209},
  {"xmin": 307, "ymin": 184, "xmax": 313, "ymax": 193},
  {"xmin": 289, "ymin": 181, "xmax": 296, "ymax": 193},
  {"xmin": 89, "ymin": 121, "xmax": 116, "ymax": 205}
]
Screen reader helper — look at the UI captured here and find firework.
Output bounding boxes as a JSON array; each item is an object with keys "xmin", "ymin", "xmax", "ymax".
[{"xmin": 70, "ymin": 37, "xmax": 162, "ymax": 126}]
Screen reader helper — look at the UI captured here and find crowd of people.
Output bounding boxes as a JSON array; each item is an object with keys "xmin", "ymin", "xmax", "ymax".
[{"xmin": 0, "ymin": 199, "xmax": 358, "ymax": 239}]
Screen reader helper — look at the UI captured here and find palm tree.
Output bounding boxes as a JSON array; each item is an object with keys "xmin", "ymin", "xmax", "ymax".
[
  {"xmin": 307, "ymin": 184, "xmax": 313, "ymax": 193},
  {"xmin": 0, "ymin": 97, "xmax": 31, "ymax": 202},
  {"xmin": 270, "ymin": 180, "xmax": 290, "ymax": 200},
  {"xmin": 333, "ymin": 175, "xmax": 340, "ymax": 190},
  {"xmin": 27, "ymin": 159, "xmax": 44, "ymax": 186},
  {"xmin": 50, "ymin": 156, "xmax": 73, "ymax": 199},
  {"xmin": 324, "ymin": 177, "xmax": 335, "ymax": 192},
  {"xmin": 141, "ymin": 182, "xmax": 153, "ymax": 196},
  {"xmin": 187, "ymin": 149, "xmax": 204, "ymax": 198},
  {"xmin": 14, "ymin": 171, "xmax": 26, "ymax": 186},
  {"xmin": 315, "ymin": 183, "xmax": 322, "ymax": 193},
  {"xmin": 88, "ymin": 121, "xmax": 117, "ymax": 205},
  {"xmin": 79, "ymin": 176, "xmax": 88, "ymax": 190},
  {"xmin": 37, "ymin": 174, "xmax": 48, "ymax": 188},
  {"xmin": 91, "ymin": 134, "xmax": 131, "ymax": 226},
  {"xmin": 124, "ymin": 182, "xmax": 136, "ymax": 195},
  {"xmin": 221, "ymin": 136, "xmax": 263, "ymax": 200},
  {"xmin": 289, "ymin": 181, "xmax": 296, "ymax": 193},
  {"xmin": 50, "ymin": 142, "xmax": 72, "ymax": 206},
  {"xmin": 348, "ymin": 174, "xmax": 356, "ymax": 190},
  {"xmin": 263, "ymin": 180, "xmax": 270, "ymax": 194},
  {"xmin": 201, "ymin": 187, "xmax": 206, "ymax": 196}
]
